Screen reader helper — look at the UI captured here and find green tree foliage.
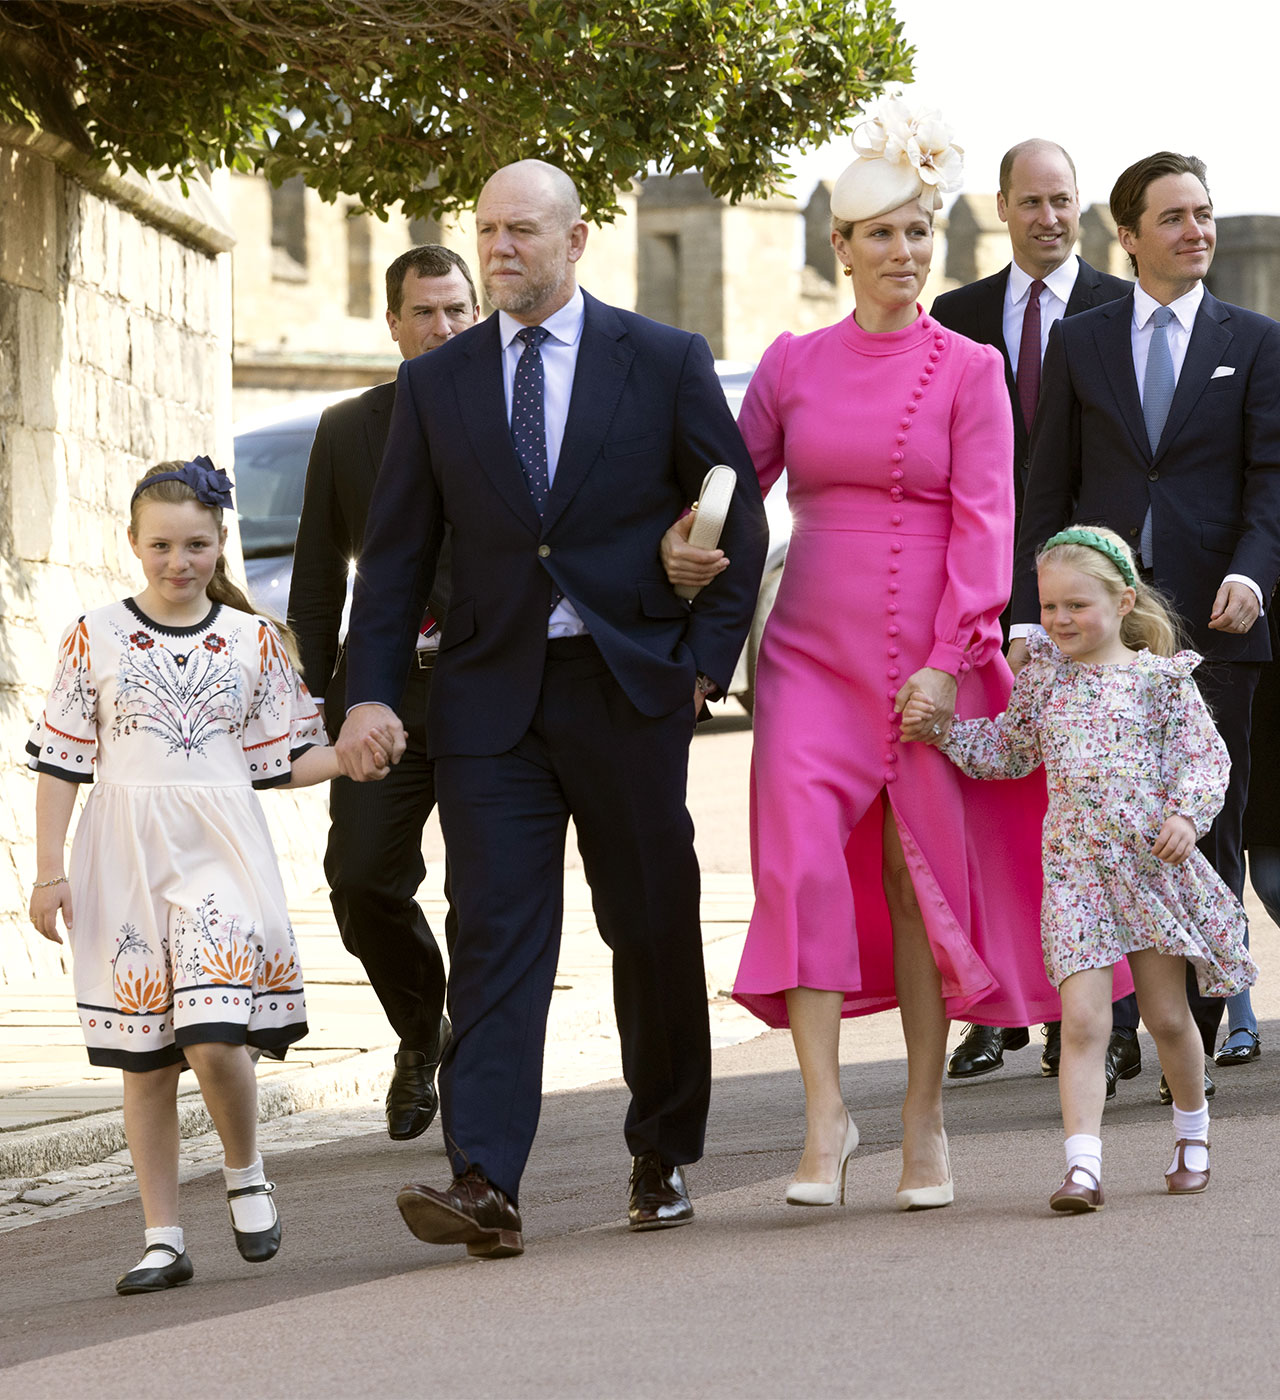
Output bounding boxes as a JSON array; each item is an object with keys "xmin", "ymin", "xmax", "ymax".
[{"xmin": 0, "ymin": 0, "xmax": 913, "ymax": 221}]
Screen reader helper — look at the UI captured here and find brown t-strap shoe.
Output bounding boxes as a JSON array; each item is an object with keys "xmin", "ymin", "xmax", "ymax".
[
  {"xmin": 1165, "ymin": 1139, "xmax": 1210, "ymax": 1195},
  {"xmin": 1049, "ymin": 1165, "xmax": 1104, "ymax": 1213}
]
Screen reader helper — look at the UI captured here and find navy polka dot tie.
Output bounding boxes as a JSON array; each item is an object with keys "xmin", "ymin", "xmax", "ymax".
[
  {"xmin": 513, "ymin": 326, "xmax": 551, "ymax": 516},
  {"xmin": 512, "ymin": 325, "xmax": 562, "ymax": 609}
]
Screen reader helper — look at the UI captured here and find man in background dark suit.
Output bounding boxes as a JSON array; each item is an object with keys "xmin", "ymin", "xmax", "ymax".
[
  {"xmin": 336, "ymin": 160, "xmax": 768, "ymax": 1257},
  {"xmin": 932, "ymin": 139, "xmax": 1133, "ymax": 1082},
  {"xmin": 287, "ymin": 245, "xmax": 479, "ymax": 1141},
  {"xmin": 1015, "ymin": 151, "xmax": 1280, "ymax": 1086}
]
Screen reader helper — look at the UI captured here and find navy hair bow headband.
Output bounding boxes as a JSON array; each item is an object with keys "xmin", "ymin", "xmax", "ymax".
[{"xmin": 131, "ymin": 455, "xmax": 234, "ymax": 510}]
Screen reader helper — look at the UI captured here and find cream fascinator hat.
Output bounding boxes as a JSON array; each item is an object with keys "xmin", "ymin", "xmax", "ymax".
[{"xmin": 830, "ymin": 95, "xmax": 964, "ymax": 224}]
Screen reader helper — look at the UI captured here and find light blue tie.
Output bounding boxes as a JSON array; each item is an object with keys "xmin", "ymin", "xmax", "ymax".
[{"xmin": 1140, "ymin": 306, "xmax": 1176, "ymax": 565}]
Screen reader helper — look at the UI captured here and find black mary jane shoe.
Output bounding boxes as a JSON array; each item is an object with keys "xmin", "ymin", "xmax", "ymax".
[
  {"xmin": 227, "ymin": 1181, "xmax": 282, "ymax": 1263},
  {"xmin": 1214, "ymin": 1028, "xmax": 1261, "ymax": 1067},
  {"xmin": 115, "ymin": 1244, "xmax": 194, "ymax": 1296}
]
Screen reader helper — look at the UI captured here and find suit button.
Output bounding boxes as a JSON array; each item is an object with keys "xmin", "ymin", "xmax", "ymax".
[
  {"xmin": 537, "ymin": 545, "xmax": 551, "ymax": 558},
  {"xmin": 1148, "ymin": 470, "xmax": 1159, "ymax": 481},
  {"xmin": 1129, "ymin": 527, "xmax": 1139, "ymax": 537}
]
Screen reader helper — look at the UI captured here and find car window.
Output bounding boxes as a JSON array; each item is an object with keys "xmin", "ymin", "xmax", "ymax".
[{"xmin": 234, "ymin": 428, "xmax": 314, "ymax": 558}]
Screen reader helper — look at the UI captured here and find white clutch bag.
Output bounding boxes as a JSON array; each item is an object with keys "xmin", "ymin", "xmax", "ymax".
[{"xmin": 675, "ymin": 465, "xmax": 736, "ymax": 600}]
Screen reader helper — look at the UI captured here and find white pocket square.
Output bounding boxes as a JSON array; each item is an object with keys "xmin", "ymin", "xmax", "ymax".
[{"xmin": 1211, "ymin": 365, "xmax": 1236, "ymax": 379}]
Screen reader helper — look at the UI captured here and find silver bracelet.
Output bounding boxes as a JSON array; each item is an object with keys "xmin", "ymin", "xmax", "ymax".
[{"xmin": 32, "ymin": 876, "xmax": 68, "ymax": 890}]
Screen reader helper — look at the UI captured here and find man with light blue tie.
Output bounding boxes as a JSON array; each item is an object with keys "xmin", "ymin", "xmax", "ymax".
[
  {"xmin": 334, "ymin": 159, "xmax": 768, "ymax": 1256},
  {"xmin": 1013, "ymin": 151, "xmax": 1280, "ymax": 1082}
]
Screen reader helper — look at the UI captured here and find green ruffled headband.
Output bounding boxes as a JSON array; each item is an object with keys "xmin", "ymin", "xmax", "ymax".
[{"xmin": 1040, "ymin": 528, "xmax": 1137, "ymax": 587}]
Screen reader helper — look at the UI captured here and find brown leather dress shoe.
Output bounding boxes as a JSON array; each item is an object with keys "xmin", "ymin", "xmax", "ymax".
[
  {"xmin": 628, "ymin": 1152, "xmax": 694, "ymax": 1231},
  {"xmin": 1049, "ymin": 1166, "xmax": 1104, "ymax": 1213},
  {"xmin": 1165, "ymin": 1139, "xmax": 1210, "ymax": 1195},
  {"xmin": 396, "ymin": 1167, "xmax": 523, "ymax": 1258}
]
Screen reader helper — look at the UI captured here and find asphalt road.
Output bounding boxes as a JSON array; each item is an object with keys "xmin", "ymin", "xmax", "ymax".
[{"xmin": 3, "ymin": 1015, "xmax": 1279, "ymax": 1399}]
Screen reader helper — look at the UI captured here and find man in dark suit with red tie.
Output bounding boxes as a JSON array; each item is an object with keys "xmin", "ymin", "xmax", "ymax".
[
  {"xmin": 1014, "ymin": 151, "xmax": 1280, "ymax": 1086},
  {"xmin": 335, "ymin": 160, "xmax": 768, "ymax": 1257},
  {"xmin": 288, "ymin": 245, "xmax": 479, "ymax": 1142},
  {"xmin": 931, "ymin": 140, "xmax": 1132, "ymax": 1082}
]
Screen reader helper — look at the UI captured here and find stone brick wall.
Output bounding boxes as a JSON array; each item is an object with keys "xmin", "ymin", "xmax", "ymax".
[{"xmin": 0, "ymin": 127, "xmax": 331, "ymax": 982}]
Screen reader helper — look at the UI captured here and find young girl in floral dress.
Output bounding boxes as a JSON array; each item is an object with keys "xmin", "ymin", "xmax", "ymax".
[
  {"xmin": 908, "ymin": 527, "xmax": 1255, "ymax": 1212},
  {"xmin": 27, "ymin": 459, "xmax": 390, "ymax": 1295}
]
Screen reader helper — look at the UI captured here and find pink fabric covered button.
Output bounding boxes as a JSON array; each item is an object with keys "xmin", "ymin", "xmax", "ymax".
[
  {"xmin": 888, "ymin": 624, "xmax": 900, "ymax": 636},
  {"xmin": 884, "ymin": 770, "xmax": 898, "ymax": 783},
  {"xmin": 888, "ymin": 646, "xmax": 900, "ymax": 658},
  {"xmin": 891, "ymin": 514, "xmax": 902, "ymax": 526},
  {"xmin": 906, "ymin": 403, "xmax": 918, "ymax": 414},
  {"xmin": 888, "ymin": 667, "xmax": 900, "ymax": 680},
  {"xmin": 891, "ymin": 451, "xmax": 904, "ymax": 463},
  {"xmin": 888, "ymin": 580, "xmax": 900, "ymax": 592},
  {"xmin": 891, "ymin": 469, "xmax": 904, "ymax": 480},
  {"xmin": 890, "ymin": 488, "xmax": 904, "ymax": 501}
]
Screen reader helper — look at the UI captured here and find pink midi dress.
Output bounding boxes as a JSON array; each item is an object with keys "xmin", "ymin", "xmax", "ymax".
[{"xmin": 733, "ymin": 311, "xmax": 1066, "ymax": 1030}]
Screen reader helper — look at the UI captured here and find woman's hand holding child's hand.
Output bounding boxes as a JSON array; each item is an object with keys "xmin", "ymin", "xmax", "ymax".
[{"xmin": 1152, "ymin": 814, "xmax": 1196, "ymax": 865}]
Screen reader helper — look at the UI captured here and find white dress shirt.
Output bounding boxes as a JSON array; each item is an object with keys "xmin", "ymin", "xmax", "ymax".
[
  {"xmin": 1004, "ymin": 255, "xmax": 1080, "ymax": 376},
  {"xmin": 497, "ymin": 288, "xmax": 588, "ymax": 638}
]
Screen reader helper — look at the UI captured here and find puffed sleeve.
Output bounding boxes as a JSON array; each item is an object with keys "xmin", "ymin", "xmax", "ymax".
[
  {"xmin": 940, "ymin": 646, "xmax": 1052, "ymax": 780},
  {"xmin": 735, "ymin": 332, "xmax": 792, "ymax": 499},
  {"xmin": 1159, "ymin": 653, "xmax": 1230, "ymax": 836},
  {"xmin": 242, "ymin": 618, "xmax": 328, "ymax": 790},
  {"xmin": 926, "ymin": 341, "xmax": 1016, "ymax": 676},
  {"xmin": 26, "ymin": 615, "xmax": 98, "ymax": 783}
]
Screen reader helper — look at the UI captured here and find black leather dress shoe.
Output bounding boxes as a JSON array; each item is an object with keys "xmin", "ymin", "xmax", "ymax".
[
  {"xmin": 628, "ymin": 1152, "xmax": 694, "ymax": 1231},
  {"xmin": 1041, "ymin": 1022, "xmax": 1062, "ymax": 1077},
  {"xmin": 115, "ymin": 1244, "xmax": 194, "ymax": 1295},
  {"xmin": 396, "ymin": 1168, "xmax": 523, "ymax": 1258},
  {"xmin": 1214, "ymin": 1028, "xmax": 1261, "ymax": 1066},
  {"xmin": 946, "ymin": 1024, "xmax": 1030, "ymax": 1079},
  {"xmin": 386, "ymin": 1015, "xmax": 452, "ymax": 1141},
  {"xmin": 1104, "ymin": 1028, "xmax": 1142, "ymax": 1099},
  {"xmin": 1158, "ymin": 1069, "xmax": 1216, "ymax": 1106}
]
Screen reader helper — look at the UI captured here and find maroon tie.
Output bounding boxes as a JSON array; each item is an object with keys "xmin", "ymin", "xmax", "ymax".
[{"xmin": 1015, "ymin": 279, "xmax": 1045, "ymax": 434}]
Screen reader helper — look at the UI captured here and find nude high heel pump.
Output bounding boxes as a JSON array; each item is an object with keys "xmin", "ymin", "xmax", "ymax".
[
  {"xmin": 895, "ymin": 1131, "xmax": 954, "ymax": 1211},
  {"xmin": 786, "ymin": 1113, "xmax": 860, "ymax": 1206}
]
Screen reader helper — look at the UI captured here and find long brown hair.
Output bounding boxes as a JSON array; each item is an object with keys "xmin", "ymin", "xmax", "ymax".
[{"xmin": 130, "ymin": 461, "xmax": 302, "ymax": 664}]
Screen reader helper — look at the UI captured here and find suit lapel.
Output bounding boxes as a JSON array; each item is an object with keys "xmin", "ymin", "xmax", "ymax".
[
  {"xmin": 1065, "ymin": 260, "xmax": 1100, "ymax": 314},
  {"xmin": 359, "ymin": 382, "xmax": 393, "ymax": 496},
  {"xmin": 1089, "ymin": 294, "xmax": 1149, "ymax": 459},
  {"xmin": 983, "ymin": 267, "xmax": 1016, "ymax": 391},
  {"xmin": 541, "ymin": 292, "xmax": 634, "ymax": 534},
  {"xmin": 455, "ymin": 315, "xmax": 542, "ymax": 533},
  {"xmin": 1154, "ymin": 293, "xmax": 1232, "ymax": 461}
]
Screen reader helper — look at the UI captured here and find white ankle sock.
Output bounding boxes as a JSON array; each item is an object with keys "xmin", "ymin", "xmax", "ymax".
[
  {"xmin": 1170, "ymin": 1104, "xmax": 1210, "ymax": 1173},
  {"xmin": 223, "ymin": 1155, "xmax": 276, "ymax": 1232},
  {"xmin": 1064, "ymin": 1133, "xmax": 1102, "ymax": 1184},
  {"xmin": 132, "ymin": 1225, "xmax": 184, "ymax": 1272}
]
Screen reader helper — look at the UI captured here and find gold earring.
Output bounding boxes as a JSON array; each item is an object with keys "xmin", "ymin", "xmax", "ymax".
[{"xmin": 842, "ymin": 264, "xmax": 852, "ymax": 279}]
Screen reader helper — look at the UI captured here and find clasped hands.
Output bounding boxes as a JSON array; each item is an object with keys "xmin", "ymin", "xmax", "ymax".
[
  {"xmin": 895, "ymin": 668, "xmax": 958, "ymax": 744},
  {"xmin": 334, "ymin": 704, "xmax": 407, "ymax": 781}
]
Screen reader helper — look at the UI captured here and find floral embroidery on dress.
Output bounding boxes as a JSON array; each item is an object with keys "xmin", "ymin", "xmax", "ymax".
[
  {"xmin": 112, "ymin": 622, "xmax": 242, "ymax": 758},
  {"xmin": 47, "ymin": 617, "xmax": 97, "ymax": 726},
  {"xmin": 112, "ymin": 924, "xmax": 172, "ymax": 1014}
]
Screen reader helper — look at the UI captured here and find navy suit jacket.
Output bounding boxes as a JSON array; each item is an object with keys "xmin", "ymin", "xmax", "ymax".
[
  {"xmin": 344, "ymin": 290, "xmax": 768, "ymax": 757},
  {"xmin": 931, "ymin": 258, "xmax": 1131, "ymax": 516},
  {"xmin": 1013, "ymin": 288, "xmax": 1280, "ymax": 660}
]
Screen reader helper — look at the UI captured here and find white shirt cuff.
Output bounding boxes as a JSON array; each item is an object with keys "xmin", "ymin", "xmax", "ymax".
[
  {"xmin": 1007, "ymin": 623, "xmax": 1045, "ymax": 641},
  {"xmin": 1223, "ymin": 574, "xmax": 1265, "ymax": 612}
]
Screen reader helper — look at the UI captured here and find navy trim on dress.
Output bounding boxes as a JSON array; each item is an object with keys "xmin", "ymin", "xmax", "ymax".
[{"xmin": 123, "ymin": 597, "xmax": 223, "ymax": 637}]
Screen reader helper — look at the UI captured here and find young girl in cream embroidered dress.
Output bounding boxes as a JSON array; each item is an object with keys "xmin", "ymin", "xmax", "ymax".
[{"xmin": 28, "ymin": 459, "xmax": 390, "ymax": 1296}]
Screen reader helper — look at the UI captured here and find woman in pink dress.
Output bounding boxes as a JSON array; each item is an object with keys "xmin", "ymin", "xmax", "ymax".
[{"xmin": 667, "ymin": 99, "xmax": 1060, "ymax": 1210}]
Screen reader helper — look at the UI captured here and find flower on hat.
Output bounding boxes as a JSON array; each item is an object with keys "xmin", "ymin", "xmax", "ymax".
[{"xmin": 851, "ymin": 93, "xmax": 964, "ymax": 194}]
